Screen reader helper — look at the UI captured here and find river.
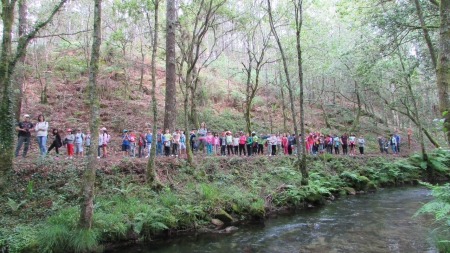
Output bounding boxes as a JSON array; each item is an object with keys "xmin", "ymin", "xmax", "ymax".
[{"xmin": 108, "ymin": 186, "xmax": 436, "ymax": 253}]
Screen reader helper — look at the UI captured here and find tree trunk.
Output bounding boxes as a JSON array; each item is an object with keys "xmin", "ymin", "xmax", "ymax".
[
  {"xmin": 350, "ymin": 81, "xmax": 362, "ymax": 133},
  {"xmin": 147, "ymin": 1, "xmax": 160, "ymax": 182},
  {"xmin": 294, "ymin": 0, "xmax": 308, "ymax": 185},
  {"xmin": 164, "ymin": 0, "xmax": 177, "ymax": 131},
  {"xmin": 13, "ymin": 0, "xmax": 27, "ymax": 122},
  {"xmin": 79, "ymin": 0, "xmax": 102, "ymax": 230},
  {"xmin": 268, "ymin": 0, "xmax": 307, "ymax": 185},
  {"xmin": 280, "ymin": 85, "xmax": 288, "ymax": 132},
  {"xmin": 414, "ymin": 0, "xmax": 437, "ymax": 69},
  {"xmin": 437, "ymin": 0, "xmax": 450, "ymax": 145},
  {"xmin": 0, "ymin": 0, "xmax": 17, "ymax": 190}
]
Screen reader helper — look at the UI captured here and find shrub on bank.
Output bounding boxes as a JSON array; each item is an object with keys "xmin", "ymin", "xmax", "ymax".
[{"xmin": 1, "ymin": 149, "xmax": 449, "ymax": 252}]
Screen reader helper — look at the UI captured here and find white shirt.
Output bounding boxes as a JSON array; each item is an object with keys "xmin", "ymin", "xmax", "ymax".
[{"xmin": 34, "ymin": 121, "xmax": 48, "ymax": 137}]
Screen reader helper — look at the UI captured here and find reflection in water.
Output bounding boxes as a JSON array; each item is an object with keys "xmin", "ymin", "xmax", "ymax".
[{"xmin": 108, "ymin": 186, "xmax": 436, "ymax": 253}]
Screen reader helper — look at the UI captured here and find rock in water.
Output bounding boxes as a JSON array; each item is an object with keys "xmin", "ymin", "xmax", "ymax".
[
  {"xmin": 224, "ymin": 226, "xmax": 238, "ymax": 233},
  {"xmin": 215, "ymin": 209, "xmax": 234, "ymax": 223},
  {"xmin": 211, "ymin": 219, "xmax": 224, "ymax": 226},
  {"xmin": 343, "ymin": 187, "xmax": 356, "ymax": 195}
]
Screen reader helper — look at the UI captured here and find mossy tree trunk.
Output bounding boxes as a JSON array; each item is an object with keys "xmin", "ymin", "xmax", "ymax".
[
  {"xmin": 0, "ymin": 0, "xmax": 67, "ymax": 190},
  {"xmin": 147, "ymin": 0, "xmax": 160, "ymax": 182},
  {"xmin": 13, "ymin": 0, "xmax": 27, "ymax": 122},
  {"xmin": 79, "ymin": 0, "xmax": 102, "ymax": 229},
  {"xmin": 437, "ymin": 0, "xmax": 450, "ymax": 145}
]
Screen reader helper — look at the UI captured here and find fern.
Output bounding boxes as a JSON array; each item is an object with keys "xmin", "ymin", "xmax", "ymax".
[{"xmin": 7, "ymin": 198, "xmax": 27, "ymax": 212}]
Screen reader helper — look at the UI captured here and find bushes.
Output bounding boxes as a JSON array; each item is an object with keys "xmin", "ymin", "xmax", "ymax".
[{"xmin": 1, "ymin": 151, "xmax": 449, "ymax": 252}]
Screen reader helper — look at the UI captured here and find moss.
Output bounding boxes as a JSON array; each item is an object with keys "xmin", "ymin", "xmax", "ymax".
[{"xmin": 343, "ymin": 187, "xmax": 356, "ymax": 195}]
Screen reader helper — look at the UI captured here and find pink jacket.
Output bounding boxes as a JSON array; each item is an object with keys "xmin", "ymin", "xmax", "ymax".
[{"xmin": 205, "ymin": 135, "xmax": 213, "ymax": 144}]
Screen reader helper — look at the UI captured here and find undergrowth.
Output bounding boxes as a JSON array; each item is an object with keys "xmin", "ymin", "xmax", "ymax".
[{"xmin": 1, "ymin": 149, "xmax": 449, "ymax": 252}]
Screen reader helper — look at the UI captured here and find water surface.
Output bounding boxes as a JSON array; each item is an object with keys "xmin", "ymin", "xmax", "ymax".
[{"xmin": 110, "ymin": 186, "xmax": 436, "ymax": 253}]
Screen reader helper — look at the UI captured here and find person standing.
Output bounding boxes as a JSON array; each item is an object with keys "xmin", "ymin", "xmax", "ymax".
[
  {"xmin": 156, "ymin": 127, "xmax": 164, "ymax": 156},
  {"xmin": 358, "ymin": 135, "xmax": 365, "ymax": 155},
  {"xmin": 197, "ymin": 122, "xmax": 207, "ymax": 154},
  {"xmin": 233, "ymin": 133, "xmax": 239, "ymax": 155},
  {"xmin": 246, "ymin": 133, "xmax": 253, "ymax": 157},
  {"xmin": 84, "ymin": 130, "xmax": 91, "ymax": 155},
  {"xmin": 34, "ymin": 114, "xmax": 48, "ymax": 156},
  {"xmin": 179, "ymin": 130, "xmax": 186, "ymax": 157},
  {"xmin": 47, "ymin": 129, "xmax": 62, "ymax": 159},
  {"xmin": 377, "ymin": 135, "xmax": 384, "ymax": 154},
  {"xmin": 269, "ymin": 134, "xmax": 277, "ymax": 156},
  {"xmin": 145, "ymin": 128, "xmax": 153, "ymax": 158},
  {"xmin": 64, "ymin": 129, "xmax": 75, "ymax": 159},
  {"xmin": 238, "ymin": 131, "xmax": 247, "ymax": 156},
  {"xmin": 100, "ymin": 127, "xmax": 110, "ymax": 158},
  {"xmin": 74, "ymin": 128, "xmax": 85, "ymax": 157},
  {"xmin": 390, "ymin": 134, "xmax": 397, "ymax": 155},
  {"xmin": 15, "ymin": 114, "xmax": 34, "ymax": 158},
  {"xmin": 172, "ymin": 128, "xmax": 180, "ymax": 157},
  {"xmin": 394, "ymin": 133, "xmax": 401, "ymax": 154},
  {"xmin": 341, "ymin": 133, "xmax": 348, "ymax": 155},
  {"xmin": 128, "ymin": 130, "xmax": 137, "ymax": 157},
  {"xmin": 121, "ymin": 129, "xmax": 130, "ymax": 157},
  {"xmin": 163, "ymin": 128, "xmax": 172, "ymax": 156}
]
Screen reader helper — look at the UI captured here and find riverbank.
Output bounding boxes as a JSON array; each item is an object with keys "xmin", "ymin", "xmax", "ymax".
[{"xmin": 1, "ymin": 150, "xmax": 449, "ymax": 252}]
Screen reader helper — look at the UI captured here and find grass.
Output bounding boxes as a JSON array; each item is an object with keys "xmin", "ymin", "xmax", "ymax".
[{"xmin": 1, "ymin": 150, "xmax": 449, "ymax": 252}]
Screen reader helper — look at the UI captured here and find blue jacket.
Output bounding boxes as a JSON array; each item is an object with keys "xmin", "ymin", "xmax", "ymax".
[{"xmin": 145, "ymin": 133, "xmax": 152, "ymax": 143}]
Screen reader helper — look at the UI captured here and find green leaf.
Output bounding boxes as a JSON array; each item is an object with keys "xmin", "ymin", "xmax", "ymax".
[{"xmin": 443, "ymin": 111, "xmax": 449, "ymax": 116}]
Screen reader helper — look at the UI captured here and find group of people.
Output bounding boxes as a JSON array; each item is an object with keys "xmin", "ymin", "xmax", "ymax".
[
  {"xmin": 14, "ymin": 114, "xmax": 110, "ymax": 159},
  {"xmin": 14, "ymin": 115, "xmax": 402, "ymax": 160},
  {"xmin": 377, "ymin": 134, "xmax": 401, "ymax": 155}
]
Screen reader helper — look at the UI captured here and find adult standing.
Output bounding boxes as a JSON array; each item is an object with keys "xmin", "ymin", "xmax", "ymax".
[
  {"xmin": 197, "ymin": 122, "xmax": 207, "ymax": 154},
  {"xmin": 394, "ymin": 133, "xmax": 401, "ymax": 154},
  {"xmin": 407, "ymin": 128, "xmax": 412, "ymax": 149},
  {"xmin": 100, "ymin": 127, "xmax": 109, "ymax": 158},
  {"xmin": 358, "ymin": 135, "xmax": 365, "ymax": 155},
  {"xmin": 15, "ymin": 114, "xmax": 34, "ymax": 158},
  {"xmin": 341, "ymin": 133, "xmax": 348, "ymax": 155},
  {"xmin": 34, "ymin": 114, "xmax": 49, "ymax": 156}
]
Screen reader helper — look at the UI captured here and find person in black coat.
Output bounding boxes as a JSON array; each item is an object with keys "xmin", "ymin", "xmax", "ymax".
[{"xmin": 47, "ymin": 129, "xmax": 62, "ymax": 159}]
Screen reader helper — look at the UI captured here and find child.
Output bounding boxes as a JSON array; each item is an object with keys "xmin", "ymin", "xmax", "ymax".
[
  {"xmin": 179, "ymin": 130, "xmax": 186, "ymax": 157},
  {"xmin": 333, "ymin": 134, "xmax": 341, "ymax": 154},
  {"xmin": 156, "ymin": 128, "xmax": 164, "ymax": 156},
  {"xmin": 64, "ymin": 129, "xmax": 75, "ymax": 159},
  {"xmin": 269, "ymin": 134, "xmax": 277, "ymax": 156},
  {"xmin": 145, "ymin": 129, "xmax": 152, "ymax": 158},
  {"xmin": 239, "ymin": 131, "xmax": 247, "ymax": 156},
  {"xmin": 100, "ymin": 127, "xmax": 110, "ymax": 158},
  {"xmin": 220, "ymin": 131, "xmax": 227, "ymax": 156},
  {"xmin": 252, "ymin": 132, "xmax": 259, "ymax": 155},
  {"xmin": 128, "ymin": 130, "xmax": 137, "ymax": 157},
  {"xmin": 233, "ymin": 133, "xmax": 239, "ymax": 155},
  {"xmin": 138, "ymin": 131, "xmax": 146, "ymax": 158},
  {"xmin": 349, "ymin": 133, "xmax": 356, "ymax": 156},
  {"xmin": 190, "ymin": 128, "xmax": 197, "ymax": 154},
  {"xmin": 246, "ymin": 133, "xmax": 253, "ymax": 157},
  {"xmin": 358, "ymin": 135, "xmax": 365, "ymax": 155},
  {"xmin": 213, "ymin": 132, "xmax": 220, "ymax": 155},
  {"xmin": 121, "ymin": 129, "xmax": 130, "ymax": 157},
  {"xmin": 172, "ymin": 128, "xmax": 180, "ymax": 157},
  {"xmin": 47, "ymin": 129, "xmax": 62, "ymax": 159},
  {"xmin": 163, "ymin": 128, "xmax": 172, "ymax": 156},
  {"xmin": 205, "ymin": 131, "xmax": 213, "ymax": 155},
  {"xmin": 226, "ymin": 131, "xmax": 234, "ymax": 155},
  {"xmin": 74, "ymin": 128, "xmax": 85, "ymax": 157},
  {"xmin": 85, "ymin": 130, "xmax": 91, "ymax": 156}
]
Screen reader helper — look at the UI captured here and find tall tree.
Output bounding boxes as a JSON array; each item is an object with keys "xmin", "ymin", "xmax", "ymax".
[
  {"xmin": 177, "ymin": 0, "xmax": 228, "ymax": 164},
  {"xmin": 267, "ymin": 0, "xmax": 308, "ymax": 185},
  {"xmin": 0, "ymin": 0, "xmax": 68, "ymax": 189},
  {"xmin": 13, "ymin": 0, "xmax": 28, "ymax": 122},
  {"xmin": 164, "ymin": 0, "xmax": 177, "ymax": 131},
  {"xmin": 79, "ymin": 0, "xmax": 102, "ymax": 229},
  {"xmin": 437, "ymin": 0, "xmax": 450, "ymax": 145},
  {"xmin": 241, "ymin": 21, "xmax": 271, "ymax": 135},
  {"xmin": 294, "ymin": 0, "xmax": 307, "ymax": 180},
  {"xmin": 147, "ymin": 0, "xmax": 160, "ymax": 182}
]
